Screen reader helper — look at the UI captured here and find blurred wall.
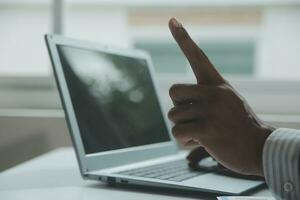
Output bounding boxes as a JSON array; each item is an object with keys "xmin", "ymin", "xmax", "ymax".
[
  {"xmin": 0, "ymin": 113, "xmax": 70, "ymax": 171},
  {"xmin": 257, "ymin": 7, "xmax": 300, "ymax": 78},
  {"xmin": 1, "ymin": 1, "xmax": 300, "ymax": 172}
]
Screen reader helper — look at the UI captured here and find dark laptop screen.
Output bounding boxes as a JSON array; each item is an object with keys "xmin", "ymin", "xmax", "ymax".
[{"xmin": 56, "ymin": 45, "xmax": 170, "ymax": 154}]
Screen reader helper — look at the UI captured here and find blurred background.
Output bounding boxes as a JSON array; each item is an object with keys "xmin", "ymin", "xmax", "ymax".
[{"xmin": 1, "ymin": 0, "xmax": 300, "ymax": 172}]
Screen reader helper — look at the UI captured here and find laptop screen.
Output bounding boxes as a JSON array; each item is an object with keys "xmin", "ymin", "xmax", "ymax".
[{"xmin": 57, "ymin": 45, "xmax": 171, "ymax": 154}]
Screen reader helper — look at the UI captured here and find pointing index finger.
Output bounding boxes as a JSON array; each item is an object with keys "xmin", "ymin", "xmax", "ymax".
[{"xmin": 169, "ymin": 18, "xmax": 224, "ymax": 85}]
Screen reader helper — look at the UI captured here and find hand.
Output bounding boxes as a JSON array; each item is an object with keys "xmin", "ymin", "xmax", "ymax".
[{"xmin": 167, "ymin": 18, "xmax": 275, "ymax": 176}]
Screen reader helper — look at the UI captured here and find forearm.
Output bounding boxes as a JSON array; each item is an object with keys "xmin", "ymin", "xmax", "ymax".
[{"xmin": 263, "ymin": 128, "xmax": 300, "ymax": 200}]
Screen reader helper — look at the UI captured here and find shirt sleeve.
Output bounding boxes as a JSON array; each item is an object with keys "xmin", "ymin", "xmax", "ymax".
[{"xmin": 263, "ymin": 128, "xmax": 300, "ymax": 200}]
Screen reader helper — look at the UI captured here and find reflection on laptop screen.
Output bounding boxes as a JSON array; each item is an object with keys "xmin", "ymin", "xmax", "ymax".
[{"xmin": 57, "ymin": 45, "xmax": 170, "ymax": 154}]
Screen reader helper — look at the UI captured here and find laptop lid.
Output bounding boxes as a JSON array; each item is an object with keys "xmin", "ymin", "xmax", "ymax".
[{"xmin": 45, "ymin": 34, "xmax": 178, "ymax": 175}]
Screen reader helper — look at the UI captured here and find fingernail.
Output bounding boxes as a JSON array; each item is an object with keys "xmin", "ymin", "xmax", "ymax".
[{"xmin": 171, "ymin": 18, "xmax": 182, "ymax": 28}]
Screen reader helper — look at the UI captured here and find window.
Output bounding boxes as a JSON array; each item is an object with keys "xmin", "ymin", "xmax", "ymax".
[
  {"xmin": 135, "ymin": 41, "xmax": 255, "ymax": 75},
  {"xmin": 0, "ymin": 1, "xmax": 51, "ymax": 76},
  {"xmin": 0, "ymin": 1, "xmax": 300, "ymax": 117},
  {"xmin": 135, "ymin": 42, "xmax": 187, "ymax": 74},
  {"xmin": 129, "ymin": 7, "xmax": 300, "ymax": 116}
]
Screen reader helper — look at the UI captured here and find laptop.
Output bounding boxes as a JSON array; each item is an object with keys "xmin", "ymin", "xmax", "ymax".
[{"xmin": 45, "ymin": 34, "xmax": 264, "ymax": 195}]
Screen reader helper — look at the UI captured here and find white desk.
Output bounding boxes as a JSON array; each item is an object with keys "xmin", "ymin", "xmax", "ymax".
[{"xmin": 0, "ymin": 148, "xmax": 273, "ymax": 200}]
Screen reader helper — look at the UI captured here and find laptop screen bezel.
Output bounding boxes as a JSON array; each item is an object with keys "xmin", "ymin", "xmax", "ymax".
[{"xmin": 45, "ymin": 34, "xmax": 178, "ymax": 174}]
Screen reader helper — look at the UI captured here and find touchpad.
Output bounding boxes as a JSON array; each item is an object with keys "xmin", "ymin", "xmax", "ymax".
[{"xmin": 182, "ymin": 173, "xmax": 264, "ymax": 194}]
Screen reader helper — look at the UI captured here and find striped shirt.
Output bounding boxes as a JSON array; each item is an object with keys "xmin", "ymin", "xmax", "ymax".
[{"xmin": 263, "ymin": 128, "xmax": 300, "ymax": 200}]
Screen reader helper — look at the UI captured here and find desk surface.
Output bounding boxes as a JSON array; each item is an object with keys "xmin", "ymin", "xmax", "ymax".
[{"xmin": 0, "ymin": 148, "xmax": 273, "ymax": 200}]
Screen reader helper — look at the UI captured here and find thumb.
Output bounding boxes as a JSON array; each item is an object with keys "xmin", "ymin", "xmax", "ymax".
[{"xmin": 187, "ymin": 146, "xmax": 210, "ymax": 169}]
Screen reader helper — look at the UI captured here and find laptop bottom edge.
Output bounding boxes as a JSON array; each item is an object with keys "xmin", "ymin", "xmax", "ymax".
[{"xmin": 85, "ymin": 173, "xmax": 265, "ymax": 196}]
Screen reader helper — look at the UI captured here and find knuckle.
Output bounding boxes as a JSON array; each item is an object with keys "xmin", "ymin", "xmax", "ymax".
[
  {"xmin": 183, "ymin": 142, "xmax": 191, "ymax": 147},
  {"xmin": 169, "ymin": 84, "xmax": 180, "ymax": 98},
  {"xmin": 211, "ymin": 84, "xmax": 228, "ymax": 100},
  {"xmin": 167, "ymin": 107, "xmax": 176, "ymax": 120},
  {"xmin": 217, "ymin": 84, "xmax": 240, "ymax": 102},
  {"xmin": 171, "ymin": 125, "xmax": 182, "ymax": 138},
  {"xmin": 216, "ymin": 84, "xmax": 231, "ymax": 94},
  {"xmin": 217, "ymin": 83, "xmax": 229, "ymax": 90},
  {"xmin": 171, "ymin": 125, "xmax": 178, "ymax": 136}
]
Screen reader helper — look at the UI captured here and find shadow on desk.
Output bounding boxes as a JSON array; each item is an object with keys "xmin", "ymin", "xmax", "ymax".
[
  {"xmin": 87, "ymin": 181, "xmax": 267, "ymax": 200},
  {"xmin": 0, "ymin": 166, "xmax": 267, "ymax": 199},
  {"xmin": 0, "ymin": 148, "xmax": 271, "ymax": 200}
]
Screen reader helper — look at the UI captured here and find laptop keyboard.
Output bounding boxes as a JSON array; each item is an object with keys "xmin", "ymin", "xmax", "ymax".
[{"xmin": 117, "ymin": 159, "xmax": 206, "ymax": 182}]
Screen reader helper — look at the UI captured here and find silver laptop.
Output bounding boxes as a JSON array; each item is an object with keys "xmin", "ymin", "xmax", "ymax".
[{"xmin": 45, "ymin": 34, "xmax": 264, "ymax": 195}]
